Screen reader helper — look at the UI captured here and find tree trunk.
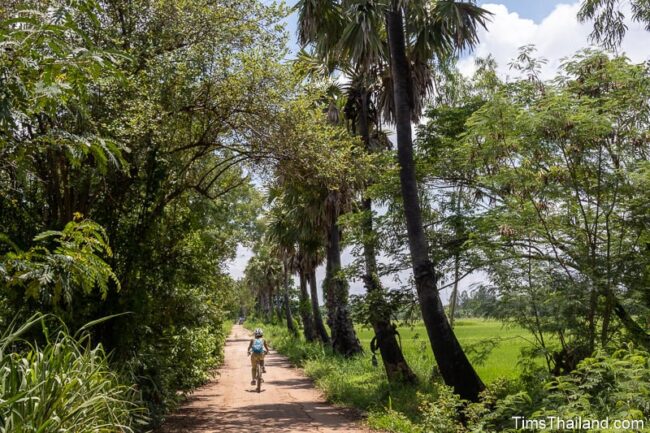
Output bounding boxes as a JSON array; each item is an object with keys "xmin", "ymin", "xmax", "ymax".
[
  {"xmin": 299, "ymin": 270, "xmax": 316, "ymax": 341},
  {"xmin": 283, "ymin": 262, "xmax": 298, "ymax": 335},
  {"xmin": 275, "ymin": 285, "xmax": 283, "ymax": 324},
  {"xmin": 267, "ymin": 286, "xmax": 274, "ymax": 322},
  {"xmin": 261, "ymin": 290, "xmax": 271, "ymax": 321},
  {"xmin": 449, "ymin": 252, "xmax": 460, "ymax": 329},
  {"xmin": 362, "ymin": 199, "xmax": 418, "ymax": 383},
  {"xmin": 385, "ymin": 1, "xmax": 484, "ymax": 401},
  {"xmin": 309, "ymin": 269, "xmax": 331, "ymax": 344},
  {"xmin": 359, "ymin": 90, "xmax": 416, "ymax": 383},
  {"xmin": 324, "ymin": 199, "xmax": 362, "ymax": 356},
  {"xmin": 613, "ymin": 297, "xmax": 650, "ymax": 350}
]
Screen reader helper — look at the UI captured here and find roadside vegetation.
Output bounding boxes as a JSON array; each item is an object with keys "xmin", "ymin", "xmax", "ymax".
[
  {"xmin": 247, "ymin": 320, "xmax": 650, "ymax": 432},
  {"xmin": 2, "ymin": 0, "xmax": 650, "ymax": 431}
]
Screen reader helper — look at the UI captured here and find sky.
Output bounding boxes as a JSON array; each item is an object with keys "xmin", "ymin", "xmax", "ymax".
[{"xmin": 226, "ymin": 1, "xmax": 650, "ymax": 303}]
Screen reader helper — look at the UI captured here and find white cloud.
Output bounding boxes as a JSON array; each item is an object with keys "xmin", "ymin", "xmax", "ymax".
[{"xmin": 458, "ymin": 1, "xmax": 650, "ymax": 80}]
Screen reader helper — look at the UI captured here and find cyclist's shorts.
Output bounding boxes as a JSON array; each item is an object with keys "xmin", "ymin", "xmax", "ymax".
[{"xmin": 251, "ymin": 352, "xmax": 264, "ymax": 365}]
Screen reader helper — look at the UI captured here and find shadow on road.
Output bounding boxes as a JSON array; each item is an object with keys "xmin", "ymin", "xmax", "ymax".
[{"xmin": 159, "ymin": 402, "xmax": 352, "ymax": 432}]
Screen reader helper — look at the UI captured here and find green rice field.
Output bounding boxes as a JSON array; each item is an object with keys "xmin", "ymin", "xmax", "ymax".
[{"xmin": 355, "ymin": 319, "xmax": 542, "ymax": 383}]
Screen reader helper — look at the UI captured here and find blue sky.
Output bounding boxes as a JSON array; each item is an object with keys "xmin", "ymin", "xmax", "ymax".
[{"xmin": 487, "ymin": 0, "xmax": 567, "ymax": 21}]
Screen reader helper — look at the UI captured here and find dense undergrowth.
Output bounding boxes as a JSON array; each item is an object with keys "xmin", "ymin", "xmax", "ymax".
[
  {"xmin": 0, "ymin": 315, "xmax": 233, "ymax": 433},
  {"xmin": 249, "ymin": 320, "xmax": 650, "ymax": 433},
  {"xmin": 0, "ymin": 315, "xmax": 146, "ymax": 433}
]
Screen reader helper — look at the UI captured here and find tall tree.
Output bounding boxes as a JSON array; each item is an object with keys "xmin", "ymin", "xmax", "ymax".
[
  {"xmin": 296, "ymin": 16, "xmax": 417, "ymax": 381},
  {"xmin": 346, "ymin": 77, "xmax": 417, "ymax": 382},
  {"xmin": 296, "ymin": 250, "xmax": 317, "ymax": 342},
  {"xmin": 297, "ymin": 0, "xmax": 490, "ymax": 399},
  {"xmin": 267, "ymin": 201, "xmax": 306, "ymax": 337},
  {"xmin": 383, "ymin": 0, "xmax": 489, "ymax": 401},
  {"xmin": 300, "ymin": 235, "xmax": 331, "ymax": 343}
]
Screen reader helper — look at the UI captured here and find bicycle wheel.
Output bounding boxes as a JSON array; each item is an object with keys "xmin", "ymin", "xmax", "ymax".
[{"xmin": 256, "ymin": 363, "xmax": 262, "ymax": 393}]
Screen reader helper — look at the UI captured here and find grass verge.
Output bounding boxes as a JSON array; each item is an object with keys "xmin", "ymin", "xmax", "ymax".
[{"xmin": 245, "ymin": 319, "xmax": 536, "ymax": 432}]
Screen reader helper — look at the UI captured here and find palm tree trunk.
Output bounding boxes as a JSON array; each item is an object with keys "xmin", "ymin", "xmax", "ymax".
[
  {"xmin": 324, "ymin": 200, "xmax": 363, "ymax": 356},
  {"xmin": 274, "ymin": 285, "xmax": 283, "ymax": 324},
  {"xmin": 309, "ymin": 269, "xmax": 331, "ymax": 343},
  {"xmin": 299, "ymin": 270, "xmax": 316, "ymax": 341},
  {"xmin": 283, "ymin": 262, "xmax": 298, "ymax": 335},
  {"xmin": 263, "ymin": 289, "xmax": 271, "ymax": 321},
  {"xmin": 362, "ymin": 197, "xmax": 417, "ymax": 383},
  {"xmin": 385, "ymin": 1, "xmax": 484, "ymax": 401},
  {"xmin": 359, "ymin": 90, "xmax": 416, "ymax": 383}
]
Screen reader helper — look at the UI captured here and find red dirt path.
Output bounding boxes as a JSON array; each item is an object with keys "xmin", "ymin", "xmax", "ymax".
[{"xmin": 158, "ymin": 325, "xmax": 374, "ymax": 433}]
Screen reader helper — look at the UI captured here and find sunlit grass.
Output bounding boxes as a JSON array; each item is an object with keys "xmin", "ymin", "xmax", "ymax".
[
  {"xmin": 355, "ymin": 319, "xmax": 540, "ymax": 383},
  {"xmin": 246, "ymin": 317, "xmax": 544, "ymax": 431}
]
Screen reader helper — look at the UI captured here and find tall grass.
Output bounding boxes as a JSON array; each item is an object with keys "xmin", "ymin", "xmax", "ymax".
[{"xmin": 0, "ymin": 314, "xmax": 147, "ymax": 433}]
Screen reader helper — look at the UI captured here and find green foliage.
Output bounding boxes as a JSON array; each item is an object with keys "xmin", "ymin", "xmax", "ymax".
[
  {"xmin": 578, "ymin": 0, "xmax": 650, "ymax": 49},
  {"xmin": 260, "ymin": 317, "xmax": 650, "ymax": 433},
  {"xmin": 0, "ymin": 314, "xmax": 147, "ymax": 433},
  {"xmin": 1, "ymin": 0, "xmax": 287, "ymax": 426},
  {"xmin": 367, "ymin": 409, "xmax": 422, "ymax": 433},
  {"xmin": 1, "ymin": 218, "xmax": 118, "ymax": 307},
  {"xmin": 417, "ymin": 50, "xmax": 650, "ymax": 370},
  {"xmin": 418, "ymin": 387, "xmax": 465, "ymax": 433},
  {"xmin": 538, "ymin": 345, "xmax": 650, "ymax": 424}
]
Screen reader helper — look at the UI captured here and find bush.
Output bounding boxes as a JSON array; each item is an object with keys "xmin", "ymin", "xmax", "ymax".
[
  {"xmin": 126, "ymin": 317, "xmax": 230, "ymax": 423},
  {"xmin": 0, "ymin": 315, "xmax": 147, "ymax": 433},
  {"xmin": 537, "ymin": 345, "xmax": 650, "ymax": 423},
  {"xmin": 462, "ymin": 345, "xmax": 650, "ymax": 432}
]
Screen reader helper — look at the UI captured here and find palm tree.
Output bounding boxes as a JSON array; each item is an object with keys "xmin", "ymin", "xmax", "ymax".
[
  {"xmin": 343, "ymin": 76, "xmax": 417, "ymax": 382},
  {"xmin": 322, "ymin": 189, "xmax": 363, "ymax": 356},
  {"xmin": 296, "ymin": 4, "xmax": 418, "ymax": 383},
  {"xmin": 298, "ymin": 232, "xmax": 331, "ymax": 343},
  {"xmin": 266, "ymin": 207, "xmax": 300, "ymax": 336},
  {"xmin": 298, "ymin": 0, "xmax": 491, "ymax": 400},
  {"xmin": 295, "ymin": 249, "xmax": 317, "ymax": 342},
  {"xmin": 244, "ymin": 245, "xmax": 283, "ymax": 322},
  {"xmin": 280, "ymin": 181, "xmax": 361, "ymax": 355},
  {"xmin": 384, "ymin": 0, "xmax": 490, "ymax": 400}
]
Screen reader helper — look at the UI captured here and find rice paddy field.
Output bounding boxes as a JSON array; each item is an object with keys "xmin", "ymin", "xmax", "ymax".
[
  {"xmin": 247, "ymin": 317, "xmax": 546, "ymax": 427},
  {"xmin": 355, "ymin": 319, "xmax": 540, "ymax": 383}
]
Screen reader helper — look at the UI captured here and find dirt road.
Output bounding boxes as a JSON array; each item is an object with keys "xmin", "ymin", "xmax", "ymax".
[{"xmin": 159, "ymin": 325, "xmax": 372, "ymax": 433}]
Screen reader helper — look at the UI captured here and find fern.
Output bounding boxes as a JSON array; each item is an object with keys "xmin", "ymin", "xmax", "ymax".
[{"xmin": 1, "ymin": 219, "xmax": 120, "ymax": 305}]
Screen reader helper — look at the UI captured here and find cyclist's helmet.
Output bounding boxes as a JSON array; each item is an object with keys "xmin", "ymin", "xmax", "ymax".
[{"xmin": 254, "ymin": 328, "xmax": 263, "ymax": 337}]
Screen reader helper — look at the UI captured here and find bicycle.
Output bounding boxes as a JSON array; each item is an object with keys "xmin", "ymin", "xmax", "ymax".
[
  {"xmin": 255, "ymin": 359, "xmax": 263, "ymax": 392},
  {"xmin": 249, "ymin": 350, "xmax": 268, "ymax": 393}
]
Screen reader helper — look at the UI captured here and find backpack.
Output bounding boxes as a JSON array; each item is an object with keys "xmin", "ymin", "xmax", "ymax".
[{"xmin": 251, "ymin": 338, "xmax": 265, "ymax": 354}]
